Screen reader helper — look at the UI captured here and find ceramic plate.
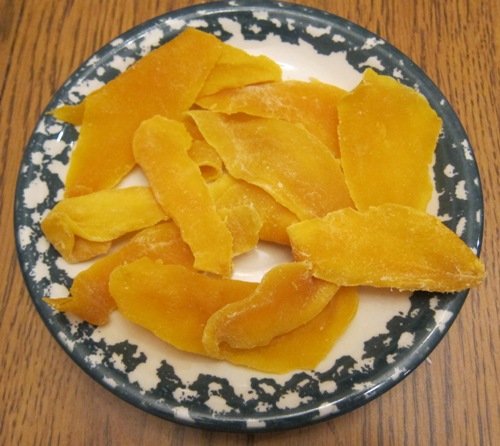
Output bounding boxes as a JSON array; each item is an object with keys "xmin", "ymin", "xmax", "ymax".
[{"xmin": 14, "ymin": 1, "xmax": 483, "ymax": 432}]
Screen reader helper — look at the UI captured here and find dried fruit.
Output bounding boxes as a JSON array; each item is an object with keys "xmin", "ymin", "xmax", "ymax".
[
  {"xmin": 190, "ymin": 111, "xmax": 353, "ymax": 220},
  {"xmin": 133, "ymin": 115, "xmax": 233, "ymax": 277},
  {"xmin": 41, "ymin": 186, "xmax": 166, "ymax": 263},
  {"xmin": 64, "ymin": 28, "xmax": 223, "ymax": 197},
  {"xmin": 44, "ymin": 222, "xmax": 195, "ymax": 325},
  {"xmin": 197, "ymin": 79, "xmax": 345, "ymax": 156},
  {"xmin": 218, "ymin": 286, "xmax": 358, "ymax": 373},
  {"xmin": 197, "ymin": 42, "xmax": 281, "ymax": 97},
  {"xmin": 43, "ymin": 28, "xmax": 484, "ymax": 374},
  {"xmin": 109, "ymin": 257, "xmax": 358, "ymax": 373},
  {"xmin": 338, "ymin": 69, "xmax": 442, "ymax": 211},
  {"xmin": 203, "ymin": 262, "xmax": 339, "ymax": 356},
  {"xmin": 211, "ymin": 174, "xmax": 299, "ymax": 245},
  {"xmin": 109, "ymin": 258, "xmax": 257, "ymax": 354},
  {"xmin": 288, "ymin": 204, "xmax": 485, "ymax": 292}
]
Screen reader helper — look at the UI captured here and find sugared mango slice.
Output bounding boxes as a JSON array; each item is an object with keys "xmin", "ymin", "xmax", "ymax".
[
  {"xmin": 133, "ymin": 115, "xmax": 233, "ymax": 277},
  {"xmin": 41, "ymin": 186, "xmax": 166, "ymax": 263},
  {"xmin": 64, "ymin": 27, "xmax": 223, "ymax": 197},
  {"xmin": 338, "ymin": 69, "xmax": 442, "ymax": 211},
  {"xmin": 211, "ymin": 174, "xmax": 299, "ymax": 245},
  {"xmin": 190, "ymin": 111, "xmax": 353, "ymax": 220},
  {"xmin": 202, "ymin": 262, "xmax": 339, "ymax": 355},
  {"xmin": 43, "ymin": 222, "xmax": 195, "ymax": 325},
  {"xmin": 197, "ymin": 42, "xmax": 282, "ymax": 97},
  {"xmin": 197, "ymin": 79, "xmax": 346, "ymax": 156},
  {"xmin": 288, "ymin": 204, "xmax": 485, "ymax": 292},
  {"xmin": 109, "ymin": 258, "xmax": 258, "ymax": 354},
  {"xmin": 218, "ymin": 286, "xmax": 358, "ymax": 373}
]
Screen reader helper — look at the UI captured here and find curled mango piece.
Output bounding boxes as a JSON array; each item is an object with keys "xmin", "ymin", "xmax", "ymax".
[
  {"xmin": 338, "ymin": 68, "xmax": 442, "ymax": 211},
  {"xmin": 288, "ymin": 204, "xmax": 485, "ymax": 292},
  {"xmin": 133, "ymin": 115, "xmax": 233, "ymax": 277},
  {"xmin": 219, "ymin": 286, "xmax": 358, "ymax": 373},
  {"xmin": 197, "ymin": 79, "xmax": 346, "ymax": 157},
  {"xmin": 41, "ymin": 186, "xmax": 167, "ymax": 263},
  {"xmin": 202, "ymin": 262, "xmax": 339, "ymax": 356},
  {"xmin": 64, "ymin": 27, "xmax": 223, "ymax": 197},
  {"xmin": 109, "ymin": 258, "xmax": 258, "ymax": 354},
  {"xmin": 218, "ymin": 204, "xmax": 263, "ymax": 256},
  {"xmin": 187, "ymin": 139, "xmax": 223, "ymax": 181},
  {"xmin": 190, "ymin": 111, "xmax": 353, "ymax": 220},
  {"xmin": 43, "ymin": 222, "xmax": 195, "ymax": 325},
  {"xmin": 197, "ymin": 42, "xmax": 282, "ymax": 97},
  {"xmin": 211, "ymin": 175, "xmax": 299, "ymax": 245}
]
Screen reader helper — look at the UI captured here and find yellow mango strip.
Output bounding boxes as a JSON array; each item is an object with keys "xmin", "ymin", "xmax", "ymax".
[
  {"xmin": 197, "ymin": 79, "xmax": 346, "ymax": 157},
  {"xmin": 43, "ymin": 222, "xmax": 195, "ymax": 325},
  {"xmin": 109, "ymin": 258, "xmax": 258, "ymax": 354},
  {"xmin": 197, "ymin": 43, "xmax": 282, "ymax": 97},
  {"xmin": 187, "ymin": 139, "xmax": 223, "ymax": 181},
  {"xmin": 213, "ymin": 175, "xmax": 299, "ymax": 245},
  {"xmin": 219, "ymin": 287, "xmax": 359, "ymax": 374},
  {"xmin": 203, "ymin": 262, "xmax": 339, "ymax": 356},
  {"xmin": 41, "ymin": 186, "xmax": 167, "ymax": 263},
  {"xmin": 190, "ymin": 111, "xmax": 354, "ymax": 220},
  {"xmin": 218, "ymin": 205, "xmax": 263, "ymax": 256},
  {"xmin": 64, "ymin": 28, "xmax": 223, "ymax": 197},
  {"xmin": 288, "ymin": 204, "xmax": 485, "ymax": 292},
  {"xmin": 51, "ymin": 101, "xmax": 86, "ymax": 126},
  {"xmin": 338, "ymin": 68, "xmax": 442, "ymax": 211},
  {"xmin": 133, "ymin": 115, "xmax": 233, "ymax": 277}
]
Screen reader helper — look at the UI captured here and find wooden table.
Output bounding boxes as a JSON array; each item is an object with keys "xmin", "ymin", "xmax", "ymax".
[{"xmin": 1, "ymin": 1, "xmax": 498, "ymax": 444}]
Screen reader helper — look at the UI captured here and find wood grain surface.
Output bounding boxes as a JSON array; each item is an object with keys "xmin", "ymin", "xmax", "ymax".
[{"xmin": 1, "ymin": 1, "xmax": 498, "ymax": 445}]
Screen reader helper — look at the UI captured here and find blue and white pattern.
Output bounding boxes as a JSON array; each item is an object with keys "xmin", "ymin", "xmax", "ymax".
[{"xmin": 14, "ymin": 1, "xmax": 483, "ymax": 432}]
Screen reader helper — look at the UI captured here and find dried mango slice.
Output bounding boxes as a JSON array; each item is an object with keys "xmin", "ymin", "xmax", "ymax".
[
  {"xmin": 133, "ymin": 115, "xmax": 233, "ymax": 277},
  {"xmin": 338, "ymin": 68, "xmax": 442, "ymax": 211},
  {"xmin": 197, "ymin": 43, "xmax": 282, "ymax": 97},
  {"xmin": 190, "ymin": 111, "xmax": 353, "ymax": 220},
  {"xmin": 41, "ymin": 186, "xmax": 167, "ymax": 263},
  {"xmin": 219, "ymin": 205, "xmax": 263, "ymax": 256},
  {"xmin": 64, "ymin": 27, "xmax": 223, "ymax": 197},
  {"xmin": 212, "ymin": 175, "xmax": 299, "ymax": 245},
  {"xmin": 187, "ymin": 139, "xmax": 223, "ymax": 181},
  {"xmin": 203, "ymin": 262, "xmax": 339, "ymax": 356},
  {"xmin": 219, "ymin": 286, "xmax": 358, "ymax": 373},
  {"xmin": 109, "ymin": 258, "xmax": 258, "ymax": 354},
  {"xmin": 197, "ymin": 79, "xmax": 346, "ymax": 157},
  {"xmin": 109, "ymin": 257, "xmax": 357, "ymax": 373},
  {"xmin": 43, "ymin": 222, "xmax": 195, "ymax": 325},
  {"xmin": 288, "ymin": 204, "xmax": 485, "ymax": 292}
]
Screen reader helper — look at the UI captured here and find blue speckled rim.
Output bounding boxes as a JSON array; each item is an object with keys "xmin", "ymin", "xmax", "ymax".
[{"xmin": 14, "ymin": 1, "xmax": 483, "ymax": 433}]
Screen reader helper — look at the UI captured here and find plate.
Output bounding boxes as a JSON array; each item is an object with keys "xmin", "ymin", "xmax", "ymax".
[{"xmin": 14, "ymin": 0, "xmax": 483, "ymax": 432}]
